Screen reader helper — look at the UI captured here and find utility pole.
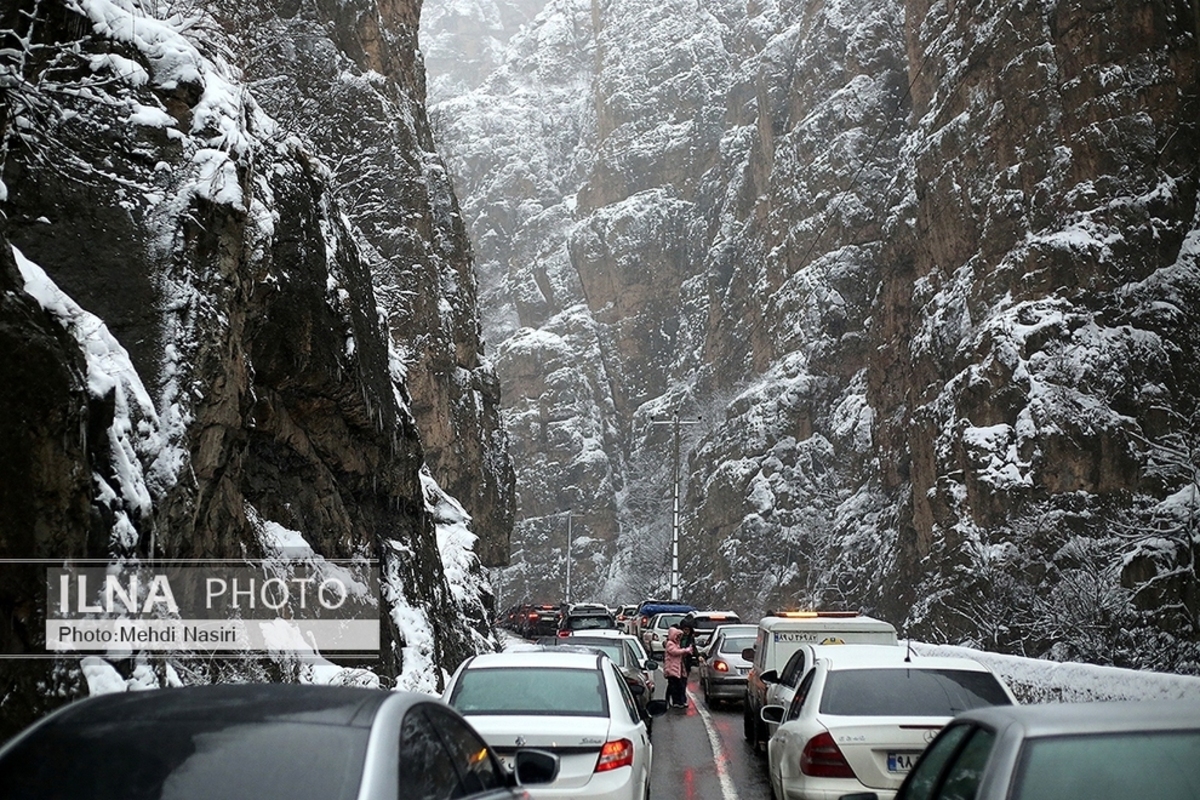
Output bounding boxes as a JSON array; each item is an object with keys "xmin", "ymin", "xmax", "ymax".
[
  {"xmin": 565, "ymin": 511, "xmax": 573, "ymax": 604},
  {"xmin": 652, "ymin": 412, "xmax": 702, "ymax": 601}
]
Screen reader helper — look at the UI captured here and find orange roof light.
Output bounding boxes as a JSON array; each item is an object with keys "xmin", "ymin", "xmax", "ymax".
[{"xmin": 773, "ymin": 610, "xmax": 860, "ymax": 619}]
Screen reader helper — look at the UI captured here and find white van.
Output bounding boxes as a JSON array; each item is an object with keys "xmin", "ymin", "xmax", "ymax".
[{"xmin": 742, "ymin": 612, "xmax": 898, "ymax": 749}]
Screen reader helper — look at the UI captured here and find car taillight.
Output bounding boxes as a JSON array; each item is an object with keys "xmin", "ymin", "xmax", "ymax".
[
  {"xmin": 713, "ymin": 660, "xmax": 730, "ymax": 673},
  {"xmin": 557, "ymin": 630, "xmax": 570, "ymax": 637},
  {"xmin": 595, "ymin": 739, "xmax": 634, "ymax": 772},
  {"xmin": 800, "ymin": 732, "xmax": 855, "ymax": 779},
  {"xmin": 527, "ymin": 613, "xmax": 537, "ymax": 620}
]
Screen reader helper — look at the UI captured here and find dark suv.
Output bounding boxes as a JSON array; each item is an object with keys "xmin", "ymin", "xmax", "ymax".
[
  {"xmin": 519, "ymin": 604, "xmax": 561, "ymax": 638},
  {"xmin": 556, "ymin": 604, "xmax": 618, "ymax": 636}
]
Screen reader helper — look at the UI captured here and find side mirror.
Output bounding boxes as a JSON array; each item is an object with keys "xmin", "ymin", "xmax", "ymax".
[
  {"xmin": 760, "ymin": 670, "xmax": 779, "ymax": 684},
  {"xmin": 742, "ymin": 647, "xmax": 756, "ymax": 661},
  {"xmin": 628, "ymin": 682, "xmax": 646, "ymax": 696},
  {"xmin": 760, "ymin": 705, "xmax": 785, "ymax": 725},
  {"xmin": 513, "ymin": 749, "xmax": 559, "ymax": 785},
  {"xmin": 645, "ymin": 699, "xmax": 669, "ymax": 716},
  {"xmin": 644, "ymin": 660, "xmax": 659, "ymax": 671}
]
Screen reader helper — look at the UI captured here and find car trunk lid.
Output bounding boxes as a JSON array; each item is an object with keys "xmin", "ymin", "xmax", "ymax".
[
  {"xmin": 468, "ymin": 715, "xmax": 613, "ymax": 788},
  {"xmin": 826, "ymin": 717, "xmax": 949, "ymax": 790}
]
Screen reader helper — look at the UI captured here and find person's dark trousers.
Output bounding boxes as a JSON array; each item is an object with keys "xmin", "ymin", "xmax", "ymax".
[{"xmin": 666, "ymin": 675, "xmax": 687, "ymax": 707}]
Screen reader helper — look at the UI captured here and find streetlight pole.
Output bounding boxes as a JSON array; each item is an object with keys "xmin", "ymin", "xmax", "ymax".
[
  {"xmin": 565, "ymin": 511, "xmax": 572, "ymax": 604},
  {"xmin": 652, "ymin": 412, "xmax": 701, "ymax": 601}
]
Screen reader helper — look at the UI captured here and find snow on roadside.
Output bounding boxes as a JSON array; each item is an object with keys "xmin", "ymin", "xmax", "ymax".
[{"xmin": 913, "ymin": 642, "xmax": 1200, "ymax": 702}]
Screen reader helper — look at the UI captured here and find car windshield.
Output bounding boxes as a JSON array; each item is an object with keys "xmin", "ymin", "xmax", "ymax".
[
  {"xmin": 1012, "ymin": 730, "xmax": 1200, "ymax": 800},
  {"xmin": 820, "ymin": 669, "xmax": 1012, "ymax": 716},
  {"xmin": 450, "ymin": 667, "xmax": 609, "ymax": 717},
  {"xmin": 0, "ymin": 720, "xmax": 368, "ymax": 800},
  {"xmin": 720, "ymin": 635, "xmax": 756, "ymax": 654}
]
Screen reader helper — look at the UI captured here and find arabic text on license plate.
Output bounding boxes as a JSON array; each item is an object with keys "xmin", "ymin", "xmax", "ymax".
[{"xmin": 887, "ymin": 752, "xmax": 920, "ymax": 773}]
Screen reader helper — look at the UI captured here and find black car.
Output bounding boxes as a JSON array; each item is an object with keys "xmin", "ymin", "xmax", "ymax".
[
  {"xmin": 0, "ymin": 683, "xmax": 558, "ymax": 800},
  {"xmin": 519, "ymin": 603, "xmax": 561, "ymax": 638}
]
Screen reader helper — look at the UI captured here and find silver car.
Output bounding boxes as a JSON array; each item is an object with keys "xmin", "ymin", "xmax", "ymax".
[
  {"xmin": 444, "ymin": 649, "xmax": 665, "ymax": 800},
  {"xmin": 0, "ymin": 683, "xmax": 558, "ymax": 799},
  {"xmin": 845, "ymin": 698, "xmax": 1200, "ymax": 800},
  {"xmin": 698, "ymin": 626, "xmax": 757, "ymax": 706}
]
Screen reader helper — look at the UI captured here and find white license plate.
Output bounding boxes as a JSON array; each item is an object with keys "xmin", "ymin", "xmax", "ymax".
[{"xmin": 887, "ymin": 752, "xmax": 920, "ymax": 773}]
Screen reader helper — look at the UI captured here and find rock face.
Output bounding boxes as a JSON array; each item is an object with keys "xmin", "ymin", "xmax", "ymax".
[
  {"xmin": 215, "ymin": 0, "xmax": 515, "ymax": 567},
  {"xmin": 425, "ymin": 0, "xmax": 1200, "ymax": 668},
  {"xmin": 0, "ymin": 0, "xmax": 507, "ymax": 737}
]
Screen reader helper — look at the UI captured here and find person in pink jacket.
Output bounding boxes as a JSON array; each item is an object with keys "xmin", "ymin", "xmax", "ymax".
[{"xmin": 663, "ymin": 618, "xmax": 696, "ymax": 709}]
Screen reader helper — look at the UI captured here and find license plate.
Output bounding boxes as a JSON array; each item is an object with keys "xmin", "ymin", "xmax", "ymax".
[
  {"xmin": 887, "ymin": 752, "xmax": 920, "ymax": 773},
  {"xmin": 500, "ymin": 757, "xmax": 514, "ymax": 772}
]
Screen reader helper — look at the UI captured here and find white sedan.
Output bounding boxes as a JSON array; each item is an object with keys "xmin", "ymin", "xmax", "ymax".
[
  {"xmin": 444, "ymin": 649, "xmax": 664, "ymax": 800},
  {"xmin": 762, "ymin": 645, "xmax": 1017, "ymax": 800}
]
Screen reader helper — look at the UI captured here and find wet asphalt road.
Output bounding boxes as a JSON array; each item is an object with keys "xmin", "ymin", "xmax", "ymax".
[{"xmin": 648, "ymin": 672, "xmax": 773, "ymax": 800}]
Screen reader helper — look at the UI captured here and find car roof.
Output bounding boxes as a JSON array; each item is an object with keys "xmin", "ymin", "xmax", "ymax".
[
  {"xmin": 953, "ymin": 698, "xmax": 1200, "ymax": 735},
  {"xmin": 465, "ymin": 649, "xmax": 606, "ymax": 670},
  {"xmin": 759, "ymin": 613, "xmax": 896, "ymax": 631},
  {"xmin": 639, "ymin": 603, "xmax": 695, "ymax": 615},
  {"xmin": 35, "ymin": 684, "xmax": 400, "ymax": 729},
  {"xmin": 565, "ymin": 606, "xmax": 612, "ymax": 616},
  {"xmin": 808, "ymin": 643, "xmax": 988, "ymax": 672},
  {"xmin": 568, "ymin": 629, "xmax": 638, "ymax": 641},
  {"xmin": 687, "ymin": 610, "xmax": 740, "ymax": 618}
]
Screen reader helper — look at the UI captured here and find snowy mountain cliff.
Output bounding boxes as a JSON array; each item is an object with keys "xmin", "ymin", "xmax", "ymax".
[
  {"xmin": 0, "ymin": 0, "xmax": 506, "ymax": 735},
  {"xmin": 424, "ymin": 0, "xmax": 1200, "ymax": 671}
]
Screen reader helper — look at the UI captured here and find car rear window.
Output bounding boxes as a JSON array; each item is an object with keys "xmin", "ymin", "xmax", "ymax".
[
  {"xmin": 657, "ymin": 615, "xmax": 684, "ymax": 628},
  {"xmin": 820, "ymin": 668, "xmax": 1012, "ymax": 716},
  {"xmin": 0, "ymin": 720, "xmax": 368, "ymax": 800},
  {"xmin": 563, "ymin": 640, "xmax": 627, "ymax": 665},
  {"xmin": 720, "ymin": 636, "xmax": 756, "ymax": 654},
  {"xmin": 450, "ymin": 667, "xmax": 609, "ymax": 717},
  {"xmin": 1012, "ymin": 730, "xmax": 1200, "ymax": 800}
]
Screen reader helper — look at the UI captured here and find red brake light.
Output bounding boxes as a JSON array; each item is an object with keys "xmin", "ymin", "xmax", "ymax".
[
  {"xmin": 527, "ymin": 613, "xmax": 538, "ymax": 620},
  {"xmin": 713, "ymin": 660, "xmax": 729, "ymax": 673},
  {"xmin": 595, "ymin": 739, "xmax": 634, "ymax": 772},
  {"xmin": 557, "ymin": 630, "xmax": 570, "ymax": 637},
  {"xmin": 800, "ymin": 732, "xmax": 855, "ymax": 778}
]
